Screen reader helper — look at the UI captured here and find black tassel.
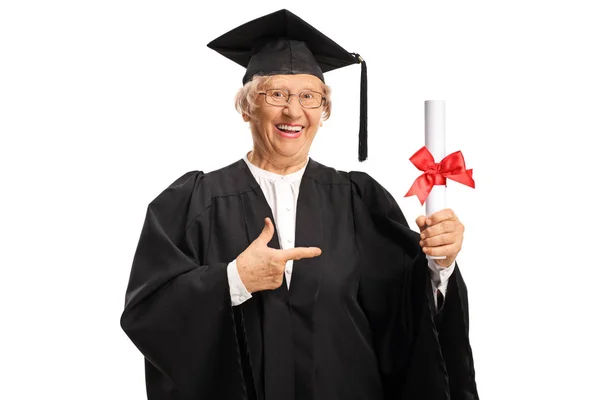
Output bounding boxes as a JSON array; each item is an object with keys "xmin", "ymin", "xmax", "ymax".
[{"xmin": 354, "ymin": 53, "xmax": 368, "ymax": 162}]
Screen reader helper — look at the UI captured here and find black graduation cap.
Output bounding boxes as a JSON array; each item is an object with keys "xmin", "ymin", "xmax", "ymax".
[{"xmin": 207, "ymin": 9, "xmax": 368, "ymax": 161}]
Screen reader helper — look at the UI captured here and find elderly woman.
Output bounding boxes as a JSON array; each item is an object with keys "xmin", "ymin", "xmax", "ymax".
[{"xmin": 121, "ymin": 9, "xmax": 478, "ymax": 400}]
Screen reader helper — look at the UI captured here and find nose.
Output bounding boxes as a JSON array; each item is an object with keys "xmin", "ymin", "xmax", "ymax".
[{"xmin": 282, "ymin": 95, "xmax": 303, "ymax": 117}]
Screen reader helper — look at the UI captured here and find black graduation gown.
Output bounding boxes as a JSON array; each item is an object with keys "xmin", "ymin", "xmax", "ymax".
[{"xmin": 120, "ymin": 158, "xmax": 478, "ymax": 400}]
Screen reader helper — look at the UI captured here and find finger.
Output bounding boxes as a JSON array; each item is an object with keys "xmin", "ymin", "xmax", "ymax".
[
  {"xmin": 426, "ymin": 208, "xmax": 457, "ymax": 226},
  {"xmin": 420, "ymin": 232, "xmax": 457, "ymax": 248},
  {"xmin": 279, "ymin": 247, "xmax": 322, "ymax": 261},
  {"xmin": 256, "ymin": 217, "xmax": 274, "ymax": 245},
  {"xmin": 415, "ymin": 215, "xmax": 428, "ymax": 232},
  {"xmin": 422, "ymin": 242, "xmax": 461, "ymax": 258},
  {"xmin": 420, "ymin": 219, "xmax": 463, "ymax": 239},
  {"xmin": 420, "ymin": 221, "xmax": 451, "ymax": 239}
]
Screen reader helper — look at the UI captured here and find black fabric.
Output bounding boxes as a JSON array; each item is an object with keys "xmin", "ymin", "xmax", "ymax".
[
  {"xmin": 437, "ymin": 288, "xmax": 445, "ymax": 310},
  {"xmin": 242, "ymin": 39, "xmax": 324, "ymax": 84},
  {"xmin": 121, "ymin": 158, "xmax": 478, "ymax": 399},
  {"xmin": 356, "ymin": 53, "xmax": 367, "ymax": 161},
  {"xmin": 207, "ymin": 9, "xmax": 358, "ymax": 83}
]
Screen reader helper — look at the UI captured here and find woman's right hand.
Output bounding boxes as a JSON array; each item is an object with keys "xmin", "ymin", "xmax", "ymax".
[{"xmin": 235, "ymin": 217, "xmax": 322, "ymax": 293}]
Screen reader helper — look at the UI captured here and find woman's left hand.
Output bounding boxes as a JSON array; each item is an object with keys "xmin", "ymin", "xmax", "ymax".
[{"xmin": 416, "ymin": 208, "xmax": 464, "ymax": 268}]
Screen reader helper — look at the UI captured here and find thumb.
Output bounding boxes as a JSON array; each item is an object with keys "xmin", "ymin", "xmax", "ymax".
[{"xmin": 256, "ymin": 217, "xmax": 274, "ymax": 245}]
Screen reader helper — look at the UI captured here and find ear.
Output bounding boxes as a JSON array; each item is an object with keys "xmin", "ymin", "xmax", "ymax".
[
  {"xmin": 319, "ymin": 120, "xmax": 323, "ymax": 127},
  {"xmin": 242, "ymin": 113, "xmax": 250, "ymax": 122}
]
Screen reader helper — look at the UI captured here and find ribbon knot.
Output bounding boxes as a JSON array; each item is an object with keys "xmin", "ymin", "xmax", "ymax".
[
  {"xmin": 405, "ymin": 146, "xmax": 475, "ymax": 205},
  {"xmin": 425, "ymin": 165, "xmax": 439, "ymax": 174}
]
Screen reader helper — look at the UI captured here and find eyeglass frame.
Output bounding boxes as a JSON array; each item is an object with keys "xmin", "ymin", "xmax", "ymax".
[{"xmin": 257, "ymin": 89, "xmax": 326, "ymax": 109}]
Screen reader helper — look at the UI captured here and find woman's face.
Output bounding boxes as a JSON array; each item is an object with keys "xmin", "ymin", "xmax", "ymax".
[{"xmin": 245, "ymin": 74, "xmax": 324, "ymax": 164}]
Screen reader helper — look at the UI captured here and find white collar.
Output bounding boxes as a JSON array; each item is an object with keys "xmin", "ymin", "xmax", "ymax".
[{"xmin": 243, "ymin": 152, "xmax": 308, "ymax": 183}]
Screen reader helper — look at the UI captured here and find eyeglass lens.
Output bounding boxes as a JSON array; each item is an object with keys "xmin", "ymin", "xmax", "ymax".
[{"xmin": 265, "ymin": 89, "xmax": 322, "ymax": 108}]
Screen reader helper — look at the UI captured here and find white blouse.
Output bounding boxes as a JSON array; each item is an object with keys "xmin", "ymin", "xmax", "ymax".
[{"xmin": 227, "ymin": 154, "xmax": 455, "ymax": 309}]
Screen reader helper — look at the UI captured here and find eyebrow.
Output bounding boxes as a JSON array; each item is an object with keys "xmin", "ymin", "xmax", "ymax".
[{"xmin": 265, "ymin": 86, "xmax": 321, "ymax": 92}]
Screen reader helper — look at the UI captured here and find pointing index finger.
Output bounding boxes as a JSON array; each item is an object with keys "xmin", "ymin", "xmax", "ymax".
[{"xmin": 279, "ymin": 247, "xmax": 322, "ymax": 261}]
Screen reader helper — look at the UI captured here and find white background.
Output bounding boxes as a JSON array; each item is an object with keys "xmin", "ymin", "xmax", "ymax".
[{"xmin": 1, "ymin": 1, "xmax": 598, "ymax": 399}]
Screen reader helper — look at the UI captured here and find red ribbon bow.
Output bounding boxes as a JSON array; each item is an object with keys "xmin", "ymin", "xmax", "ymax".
[{"xmin": 405, "ymin": 146, "xmax": 475, "ymax": 205}]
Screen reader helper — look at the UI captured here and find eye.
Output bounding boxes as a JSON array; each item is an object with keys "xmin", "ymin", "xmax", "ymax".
[
  {"xmin": 300, "ymin": 92, "xmax": 314, "ymax": 99},
  {"xmin": 270, "ymin": 90, "xmax": 287, "ymax": 98}
]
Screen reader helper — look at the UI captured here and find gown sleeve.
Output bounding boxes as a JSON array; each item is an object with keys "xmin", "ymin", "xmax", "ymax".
[
  {"xmin": 349, "ymin": 171, "xmax": 478, "ymax": 400},
  {"xmin": 120, "ymin": 171, "xmax": 247, "ymax": 399}
]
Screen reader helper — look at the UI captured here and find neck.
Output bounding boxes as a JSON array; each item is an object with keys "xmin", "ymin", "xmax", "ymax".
[{"xmin": 247, "ymin": 149, "xmax": 307, "ymax": 175}]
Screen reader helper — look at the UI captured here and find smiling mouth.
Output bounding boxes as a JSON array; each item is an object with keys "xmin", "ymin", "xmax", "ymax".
[
  {"xmin": 275, "ymin": 123, "xmax": 304, "ymax": 134},
  {"xmin": 275, "ymin": 124, "xmax": 304, "ymax": 138}
]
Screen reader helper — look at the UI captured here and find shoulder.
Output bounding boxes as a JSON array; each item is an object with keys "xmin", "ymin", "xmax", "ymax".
[
  {"xmin": 150, "ymin": 159, "xmax": 248, "ymax": 214},
  {"xmin": 306, "ymin": 159, "xmax": 391, "ymax": 204},
  {"xmin": 348, "ymin": 171, "xmax": 395, "ymax": 209},
  {"xmin": 307, "ymin": 159, "xmax": 403, "ymax": 220},
  {"xmin": 304, "ymin": 159, "xmax": 386, "ymax": 191},
  {"xmin": 303, "ymin": 158, "xmax": 353, "ymax": 186},
  {"xmin": 349, "ymin": 170, "xmax": 411, "ymax": 231},
  {"xmin": 201, "ymin": 159, "xmax": 254, "ymax": 197},
  {"xmin": 161, "ymin": 159, "xmax": 250, "ymax": 197},
  {"xmin": 346, "ymin": 167, "xmax": 408, "ymax": 226},
  {"xmin": 165, "ymin": 170, "xmax": 205, "ymax": 192},
  {"xmin": 147, "ymin": 170, "xmax": 208, "ymax": 223}
]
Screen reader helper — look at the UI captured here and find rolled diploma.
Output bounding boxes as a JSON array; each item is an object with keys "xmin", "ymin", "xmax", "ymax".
[{"xmin": 425, "ymin": 100, "xmax": 446, "ymax": 259}]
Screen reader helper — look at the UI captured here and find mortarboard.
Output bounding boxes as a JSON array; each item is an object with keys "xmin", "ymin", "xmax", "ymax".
[{"xmin": 207, "ymin": 9, "xmax": 368, "ymax": 161}]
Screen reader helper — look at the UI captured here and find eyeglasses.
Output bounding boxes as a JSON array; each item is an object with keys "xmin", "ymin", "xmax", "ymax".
[{"xmin": 258, "ymin": 89, "xmax": 325, "ymax": 109}]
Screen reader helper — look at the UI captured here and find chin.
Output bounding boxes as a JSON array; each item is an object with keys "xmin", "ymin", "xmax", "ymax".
[
  {"xmin": 275, "ymin": 145, "xmax": 306, "ymax": 158},
  {"xmin": 271, "ymin": 136, "xmax": 305, "ymax": 152}
]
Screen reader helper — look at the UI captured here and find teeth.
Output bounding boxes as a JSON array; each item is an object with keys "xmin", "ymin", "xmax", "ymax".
[{"xmin": 276, "ymin": 124, "xmax": 302, "ymax": 131}]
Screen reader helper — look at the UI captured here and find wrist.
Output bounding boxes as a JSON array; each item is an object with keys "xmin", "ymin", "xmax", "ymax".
[
  {"xmin": 434, "ymin": 256, "xmax": 455, "ymax": 268},
  {"xmin": 235, "ymin": 257, "xmax": 253, "ymax": 293}
]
